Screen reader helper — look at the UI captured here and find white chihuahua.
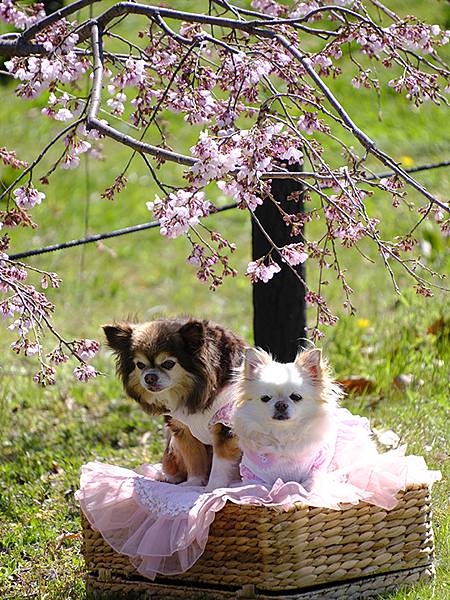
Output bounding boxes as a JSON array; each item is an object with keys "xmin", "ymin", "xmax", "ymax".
[{"xmin": 232, "ymin": 347, "xmax": 343, "ymax": 488}]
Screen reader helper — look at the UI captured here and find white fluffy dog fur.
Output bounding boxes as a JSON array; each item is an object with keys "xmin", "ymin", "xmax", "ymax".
[{"xmin": 232, "ymin": 347, "xmax": 343, "ymax": 487}]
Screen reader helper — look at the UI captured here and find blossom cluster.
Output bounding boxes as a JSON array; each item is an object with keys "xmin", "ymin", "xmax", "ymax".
[
  {"xmin": 13, "ymin": 185, "xmax": 45, "ymax": 210},
  {"xmin": 246, "ymin": 258, "xmax": 281, "ymax": 284},
  {"xmin": 0, "ymin": 243, "xmax": 99, "ymax": 384},
  {"xmin": 147, "ymin": 190, "xmax": 214, "ymax": 238},
  {"xmin": 0, "ymin": 146, "xmax": 28, "ymax": 170},
  {"xmin": 190, "ymin": 124, "xmax": 304, "ymax": 211},
  {"xmin": 187, "ymin": 232, "xmax": 237, "ymax": 291},
  {"xmin": 42, "ymin": 91, "xmax": 81, "ymax": 122},
  {"xmin": 388, "ymin": 71, "xmax": 440, "ymax": 106},
  {"xmin": 0, "ymin": 0, "xmax": 44, "ymax": 30},
  {"xmin": 5, "ymin": 30, "xmax": 88, "ymax": 99}
]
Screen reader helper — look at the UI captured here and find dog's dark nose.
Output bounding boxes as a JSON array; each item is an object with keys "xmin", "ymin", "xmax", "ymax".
[
  {"xmin": 144, "ymin": 373, "xmax": 158, "ymax": 386},
  {"xmin": 274, "ymin": 401, "xmax": 288, "ymax": 412}
]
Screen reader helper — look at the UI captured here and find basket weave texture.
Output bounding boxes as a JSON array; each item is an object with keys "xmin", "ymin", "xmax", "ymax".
[{"xmin": 81, "ymin": 483, "xmax": 434, "ymax": 598}]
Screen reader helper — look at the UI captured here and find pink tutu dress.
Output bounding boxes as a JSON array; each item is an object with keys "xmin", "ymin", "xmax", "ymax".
[{"xmin": 76, "ymin": 407, "xmax": 440, "ymax": 580}]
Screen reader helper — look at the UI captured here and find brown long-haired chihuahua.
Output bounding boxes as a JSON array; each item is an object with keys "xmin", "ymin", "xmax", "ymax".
[{"xmin": 103, "ymin": 318, "xmax": 244, "ymax": 487}]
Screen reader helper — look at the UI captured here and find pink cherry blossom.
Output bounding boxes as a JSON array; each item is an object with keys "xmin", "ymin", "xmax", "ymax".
[
  {"xmin": 13, "ymin": 186, "xmax": 45, "ymax": 209},
  {"xmin": 73, "ymin": 364, "xmax": 97, "ymax": 382},
  {"xmin": 147, "ymin": 190, "xmax": 214, "ymax": 238},
  {"xmin": 61, "ymin": 153, "xmax": 80, "ymax": 170},
  {"xmin": 280, "ymin": 244, "xmax": 308, "ymax": 266},
  {"xmin": 73, "ymin": 339, "xmax": 100, "ymax": 360},
  {"xmin": 246, "ymin": 259, "xmax": 281, "ymax": 283}
]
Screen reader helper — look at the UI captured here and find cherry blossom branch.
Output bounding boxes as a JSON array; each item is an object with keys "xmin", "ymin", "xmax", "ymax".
[
  {"xmin": 86, "ymin": 14, "xmax": 449, "ymax": 220},
  {"xmin": 93, "ymin": 4, "xmax": 446, "ymax": 211},
  {"xmin": 87, "ymin": 22, "xmax": 103, "ymax": 123},
  {"xmin": 3, "ymin": 2, "xmax": 447, "ymax": 212},
  {"xmin": 86, "ymin": 23, "xmax": 197, "ymax": 166},
  {"xmin": 87, "ymin": 121, "xmax": 196, "ymax": 167},
  {"xmin": 272, "ymin": 34, "xmax": 449, "ymax": 213},
  {"xmin": 0, "ymin": 118, "xmax": 84, "ymax": 203},
  {"xmin": 89, "ymin": 12, "xmax": 448, "ymax": 298},
  {"xmin": 76, "ymin": 3, "xmax": 259, "ymax": 45},
  {"xmin": 85, "ymin": 26, "xmax": 386, "ymax": 185},
  {"xmin": 21, "ymin": 0, "xmax": 101, "ymax": 43},
  {"xmin": 0, "ymin": 266, "xmax": 100, "ymax": 383}
]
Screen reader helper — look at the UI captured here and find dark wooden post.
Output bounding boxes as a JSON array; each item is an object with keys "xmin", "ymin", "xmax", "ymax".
[
  {"xmin": 252, "ymin": 164, "xmax": 306, "ymax": 362},
  {"xmin": 43, "ymin": 0, "xmax": 64, "ymax": 14}
]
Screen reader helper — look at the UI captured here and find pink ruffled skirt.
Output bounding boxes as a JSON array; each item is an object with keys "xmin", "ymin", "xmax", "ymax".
[{"xmin": 76, "ymin": 408, "xmax": 440, "ymax": 580}]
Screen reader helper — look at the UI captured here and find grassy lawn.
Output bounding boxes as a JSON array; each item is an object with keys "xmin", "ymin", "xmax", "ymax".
[{"xmin": 0, "ymin": 1, "xmax": 449, "ymax": 598}]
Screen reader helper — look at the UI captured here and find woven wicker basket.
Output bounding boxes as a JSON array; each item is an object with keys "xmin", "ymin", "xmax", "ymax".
[{"xmin": 81, "ymin": 483, "xmax": 435, "ymax": 599}]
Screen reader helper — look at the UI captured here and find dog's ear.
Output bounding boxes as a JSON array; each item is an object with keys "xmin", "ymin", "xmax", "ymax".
[
  {"xmin": 244, "ymin": 347, "xmax": 271, "ymax": 380},
  {"xmin": 178, "ymin": 320, "xmax": 205, "ymax": 353},
  {"xmin": 295, "ymin": 348, "xmax": 323, "ymax": 380},
  {"xmin": 102, "ymin": 322, "xmax": 133, "ymax": 352}
]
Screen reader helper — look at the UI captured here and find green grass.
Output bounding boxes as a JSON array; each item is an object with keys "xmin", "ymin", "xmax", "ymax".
[{"xmin": 1, "ymin": 1, "xmax": 449, "ymax": 598}]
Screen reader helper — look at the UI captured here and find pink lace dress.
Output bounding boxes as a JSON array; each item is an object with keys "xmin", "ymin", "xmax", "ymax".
[{"xmin": 76, "ymin": 407, "xmax": 440, "ymax": 580}]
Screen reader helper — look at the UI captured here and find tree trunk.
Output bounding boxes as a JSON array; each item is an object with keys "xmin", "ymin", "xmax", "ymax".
[
  {"xmin": 43, "ymin": 0, "xmax": 65, "ymax": 15},
  {"xmin": 252, "ymin": 164, "xmax": 306, "ymax": 362}
]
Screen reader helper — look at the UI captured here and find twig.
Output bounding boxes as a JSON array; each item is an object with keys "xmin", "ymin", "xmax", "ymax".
[
  {"xmin": 21, "ymin": 0, "xmax": 101, "ymax": 43},
  {"xmin": 0, "ymin": 118, "xmax": 84, "ymax": 203},
  {"xmin": 273, "ymin": 33, "xmax": 449, "ymax": 213}
]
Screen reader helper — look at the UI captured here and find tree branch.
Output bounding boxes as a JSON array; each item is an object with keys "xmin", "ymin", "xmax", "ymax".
[
  {"xmin": 0, "ymin": 39, "xmax": 48, "ymax": 57},
  {"xmin": 76, "ymin": 2, "xmax": 258, "ymax": 44},
  {"xmin": 21, "ymin": 0, "xmax": 102, "ymax": 43},
  {"xmin": 273, "ymin": 34, "xmax": 449, "ymax": 213},
  {"xmin": 3, "ymin": 0, "xmax": 448, "ymax": 213},
  {"xmin": 86, "ymin": 23, "xmax": 196, "ymax": 166}
]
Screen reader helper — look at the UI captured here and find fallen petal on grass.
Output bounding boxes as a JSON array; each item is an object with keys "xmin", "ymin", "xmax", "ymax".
[
  {"xmin": 393, "ymin": 373, "xmax": 414, "ymax": 390},
  {"xmin": 372, "ymin": 428, "xmax": 401, "ymax": 449}
]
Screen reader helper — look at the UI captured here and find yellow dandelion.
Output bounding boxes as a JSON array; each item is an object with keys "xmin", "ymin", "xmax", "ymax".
[
  {"xmin": 399, "ymin": 155, "xmax": 414, "ymax": 168},
  {"xmin": 356, "ymin": 319, "xmax": 370, "ymax": 328}
]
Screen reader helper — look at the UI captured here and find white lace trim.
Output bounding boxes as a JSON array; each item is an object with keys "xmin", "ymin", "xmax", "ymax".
[{"xmin": 134, "ymin": 477, "xmax": 198, "ymax": 517}]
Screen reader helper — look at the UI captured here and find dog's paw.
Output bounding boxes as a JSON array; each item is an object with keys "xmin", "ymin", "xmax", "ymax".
[
  {"xmin": 204, "ymin": 478, "xmax": 230, "ymax": 493},
  {"xmin": 179, "ymin": 476, "xmax": 207, "ymax": 487},
  {"xmin": 155, "ymin": 471, "xmax": 186, "ymax": 485}
]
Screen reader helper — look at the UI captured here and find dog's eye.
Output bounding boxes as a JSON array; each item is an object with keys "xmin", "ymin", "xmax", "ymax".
[
  {"xmin": 135, "ymin": 361, "xmax": 146, "ymax": 370},
  {"xmin": 290, "ymin": 393, "xmax": 302, "ymax": 402},
  {"xmin": 161, "ymin": 360, "xmax": 176, "ymax": 370},
  {"xmin": 260, "ymin": 395, "xmax": 272, "ymax": 403}
]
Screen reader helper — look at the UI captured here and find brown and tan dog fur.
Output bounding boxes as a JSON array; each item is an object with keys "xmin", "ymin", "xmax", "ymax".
[{"xmin": 103, "ymin": 318, "xmax": 245, "ymax": 486}]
